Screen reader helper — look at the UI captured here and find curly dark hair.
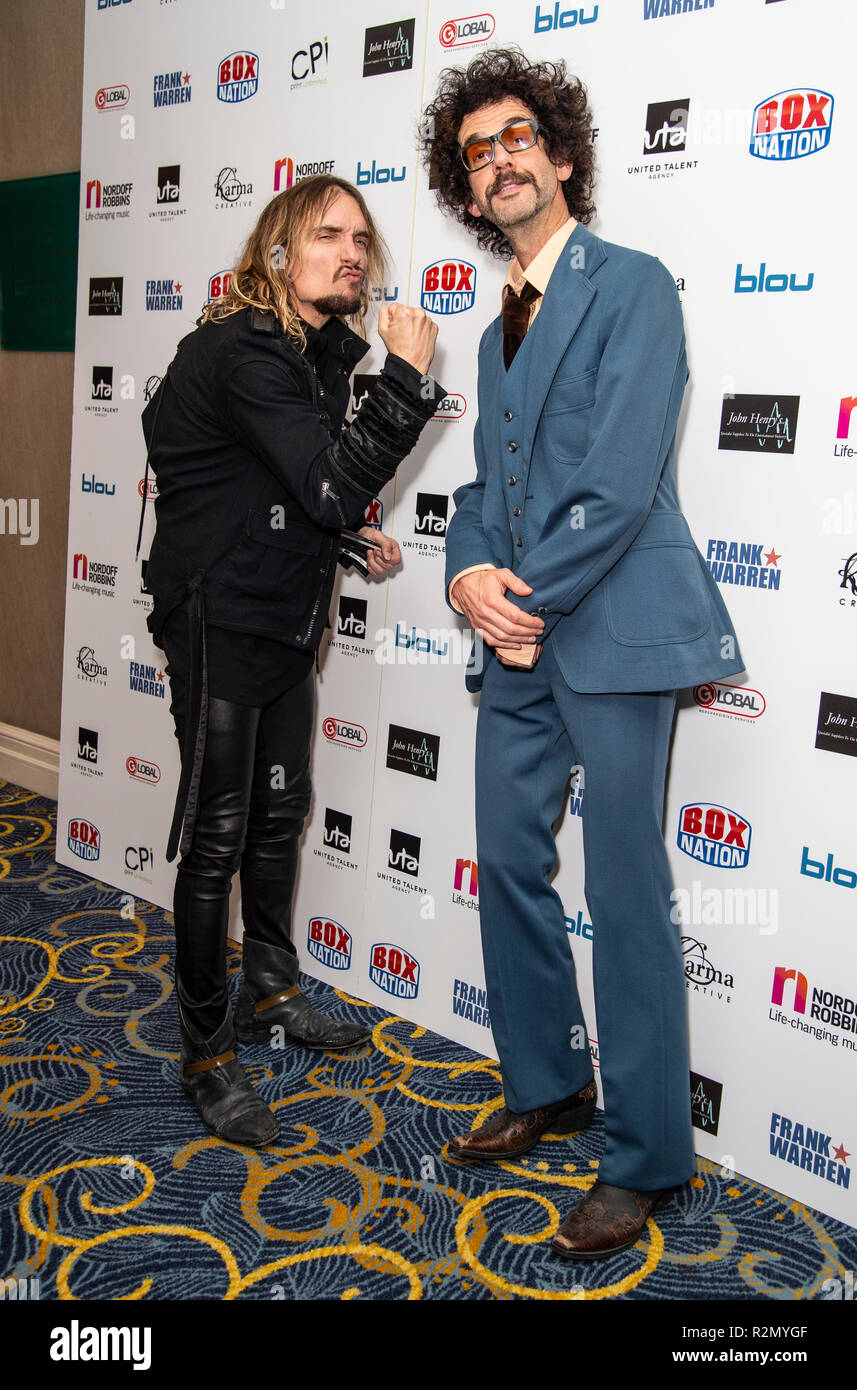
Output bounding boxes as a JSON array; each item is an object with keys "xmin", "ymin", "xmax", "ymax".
[{"xmin": 421, "ymin": 47, "xmax": 596, "ymax": 258}]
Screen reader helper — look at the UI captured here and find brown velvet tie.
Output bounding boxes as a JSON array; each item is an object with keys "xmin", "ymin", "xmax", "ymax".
[{"xmin": 502, "ymin": 280, "xmax": 541, "ymax": 370}]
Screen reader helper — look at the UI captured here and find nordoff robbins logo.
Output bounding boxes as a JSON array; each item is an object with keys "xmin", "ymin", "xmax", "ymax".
[{"xmin": 693, "ymin": 681, "xmax": 766, "ymax": 719}]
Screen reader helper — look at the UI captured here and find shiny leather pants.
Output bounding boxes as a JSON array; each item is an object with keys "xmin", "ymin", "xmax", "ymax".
[{"xmin": 166, "ymin": 667, "xmax": 314, "ymax": 1035}]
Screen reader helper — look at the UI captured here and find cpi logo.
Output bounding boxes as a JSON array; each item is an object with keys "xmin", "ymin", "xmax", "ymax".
[
  {"xmin": 693, "ymin": 682, "xmax": 766, "ymax": 719},
  {"xmin": 126, "ymin": 756, "xmax": 161, "ymax": 785},
  {"xmin": 439, "ymin": 13, "xmax": 495, "ymax": 46},
  {"xmin": 307, "ymin": 917, "xmax": 352, "ymax": 970},
  {"xmin": 370, "ymin": 942, "xmax": 420, "ymax": 999},
  {"xmin": 68, "ymin": 818, "xmax": 100, "ymax": 861},
  {"xmin": 678, "ymin": 803, "xmax": 751, "ymax": 869},
  {"xmin": 421, "ymin": 260, "xmax": 476, "ymax": 314},
  {"xmin": 750, "ymin": 89, "xmax": 833, "ymax": 160},
  {"xmin": 217, "ymin": 51, "xmax": 259, "ymax": 103},
  {"xmin": 322, "ymin": 717, "xmax": 367, "ymax": 749},
  {"xmin": 95, "ymin": 84, "xmax": 130, "ymax": 110}
]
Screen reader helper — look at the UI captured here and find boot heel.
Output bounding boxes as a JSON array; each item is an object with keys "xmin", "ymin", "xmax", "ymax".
[{"xmin": 551, "ymin": 1099, "xmax": 596, "ymax": 1135}]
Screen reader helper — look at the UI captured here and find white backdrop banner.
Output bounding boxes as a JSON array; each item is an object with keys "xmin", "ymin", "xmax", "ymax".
[{"xmin": 58, "ymin": 0, "xmax": 856, "ymax": 1226}]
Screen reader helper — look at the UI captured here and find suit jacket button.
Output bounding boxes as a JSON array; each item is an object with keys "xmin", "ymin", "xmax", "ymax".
[
  {"xmin": 513, "ymin": 506, "xmax": 521, "ymax": 516},
  {"xmin": 515, "ymin": 537, "xmax": 523, "ymax": 547},
  {"xmin": 507, "ymin": 441, "xmax": 518, "ymax": 452},
  {"xmin": 504, "ymin": 411, "xmax": 513, "ymax": 421},
  {"xmin": 537, "ymin": 606, "xmax": 547, "ymax": 615},
  {"xmin": 508, "ymin": 475, "xmax": 517, "ymax": 485}
]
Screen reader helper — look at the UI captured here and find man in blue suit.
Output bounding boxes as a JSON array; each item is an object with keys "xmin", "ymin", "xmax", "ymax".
[{"xmin": 423, "ymin": 51, "xmax": 743, "ymax": 1259}]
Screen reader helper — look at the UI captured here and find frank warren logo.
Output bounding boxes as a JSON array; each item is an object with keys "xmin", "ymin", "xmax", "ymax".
[
  {"xmin": 153, "ymin": 70, "xmax": 191, "ymax": 107},
  {"xmin": 128, "ymin": 662, "xmax": 166, "ymax": 699},
  {"xmin": 719, "ymin": 394, "xmax": 798, "ymax": 453},
  {"xmin": 750, "ymin": 89, "xmax": 833, "ymax": 161},
  {"xmin": 146, "ymin": 278, "xmax": 183, "ymax": 311},
  {"xmin": 677, "ymin": 803, "xmax": 751, "ymax": 868},
  {"xmin": 693, "ymin": 680, "xmax": 766, "ymax": 720},
  {"xmin": 816, "ymin": 691, "xmax": 857, "ymax": 759},
  {"xmin": 453, "ymin": 979, "xmax": 491, "ymax": 1027},
  {"xmin": 706, "ymin": 539, "xmax": 781, "ymax": 590},
  {"xmin": 439, "ymin": 14, "xmax": 495, "ymax": 46},
  {"xmin": 307, "ymin": 916, "xmax": 352, "ymax": 970},
  {"xmin": 363, "ymin": 19, "xmax": 415, "ymax": 77},
  {"xmin": 770, "ymin": 1112, "xmax": 850, "ymax": 1190},
  {"xmin": 690, "ymin": 1071, "xmax": 723, "ymax": 1136},
  {"xmin": 217, "ymin": 52, "xmax": 258, "ymax": 103},
  {"xmin": 369, "ymin": 943, "xmax": 420, "ymax": 998},
  {"xmin": 88, "ymin": 278, "xmax": 122, "ymax": 315},
  {"xmin": 68, "ymin": 819, "xmax": 100, "ymax": 862},
  {"xmin": 322, "ymin": 716, "xmax": 367, "ymax": 749},
  {"xmin": 386, "ymin": 723, "xmax": 439, "ymax": 781},
  {"xmin": 643, "ymin": 0, "xmax": 713, "ymax": 16},
  {"xmin": 421, "ymin": 260, "xmax": 475, "ymax": 314}
]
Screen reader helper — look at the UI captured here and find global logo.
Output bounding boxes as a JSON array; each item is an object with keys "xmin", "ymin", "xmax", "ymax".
[
  {"xmin": 369, "ymin": 942, "xmax": 420, "ymax": 999},
  {"xmin": 217, "ymin": 51, "xmax": 259, "ymax": 103},
  {"xmin": 420, "ymin": 260, "xmax": 476, "ymax": 314},
  {"xmin": 307, "ymin": 916, "xmax": 352, "ymax": 970},
  {"xmin": 433, "ymin": 393, "xmax": 467, "ymax": 420},
  {"xmin": 68, "ymin": 818, "xmax": 100, "ymax": 862},
  {"xmin": 138, "ymin": 476, "xmax": 158, "ymax": 501},
  {"xmin": 750, "ymin": 89, "xmax": 833, "ymax": 160},
  {"xmin": 439, "ymin": 13, "xmax": 495, "ymax": 46},
  {"xmin": 95, "ymin": 84, "xmax": 130, "ymax": 111},
  {"xmin": 677, "ymin": 803, "xmax": 751, "ymax": 868},
  {"xmin": 126, "ymin": 755, "xmax": 161, "ymax": 785},
  {"xmin": 322, "ymin": 716, "xmax": 367, "ymax": 749},
  {"xmin": 693, "ymin": 681, "xmax": 766, "ymax": 719}
]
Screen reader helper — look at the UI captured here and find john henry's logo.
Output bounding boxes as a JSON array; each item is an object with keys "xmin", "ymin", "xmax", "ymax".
[
  {"xmin": 217, "ymin": 52, "xmax": 258, "ymax": 103},
  {"xmin": 439, "ymin": 14, "xmax": 495, "ymax": 46},
  {"xmin": 414, "ymin": 493, "xmax": 448, "ymax": 535},
  {"xmin": 706, "ymin": 539, "xmax": 781, "ymax": 589},
  {"xmin": 719, "ymin": 394, "xmax": 799, "ymax": 453},
  {"xmin": 323, "ymin": 809, "xmax": 352, "ymax": 854},
  {"xmin": 128, "ymin": 662, "xmax": 166, "ymax": 698},
  {"xmin": 76, "ymin": 647, "xmax": 107, "ymax": 680},
  {"xmin": 389, "ymin": 829, "xmax": 420, "ymax": 877},
  {"xmin": 815, "ymin": 691, "xmax": 857, "ymax": 759},
  {"xmin": 433, "ymin": 394, "xmax": 466, "ymax": 420},
  {"xmin": 690, "ymin": 1071, "xmax": 723, "ymax": 1136},
  {"xmin": 337, "ymin": 596, "xmax": 367, "ymax": 639},
  {"xmin": 78, "ymin": 728, "xmax": 98, "ymax": 763},
  {"xmin": 322, "ymin": 717, "xmax": 367, "ymax": 748},
  {"xmin": 307, "ymin": 917, "xmax": 352, "ymax": 970},
  {"xmin": 693, "ymin": 681, "xmax": 766, "ymax": 718},
  {"xmin": 454, "ymin": 857, "xmax": 478, "ymax": 894},
  {"xmin": 352, "ymin": 374, "xmax": 380, "ymax": 412},
  {"xmin": 421, "ymin": 260, "xmax": 475, "ymax": 314},
  {"xmin": 95, "ymin": 84, "xmax": 129, "ymax": 110},
  {"xmin": 88, "ymin": 278, "xmax": 123, "ymax": 315},
  {"xmin": 126, "ymin": 756, "xmax": 161, "ymax": 785},
  {"xmin": 369, "ymin": 943, "xmax": 420, "ymax": 998},
  {"xmin": 145, "ymin": 279, "xmax": 183, "ymax": 311},
  {"xmin": 750, "ymin": 89, "xmax": 833, "ymax": 160},
  {"xmin": 92, "ymin": 366, "xmax": 113, "ymax": 399},
  {"xmin": 156, "ymin": 165, "xmax": 180, "ymax": 203},
  {"xmin": 207, "ymin": 272, "xmax": 232, "ymax": 302},
  {"xmin": 769, "ymin": 1113, "xmax": 850, "ymax": 1188},
  {"xmin": 68, "ymin": 819, "xmax": 100, "ymax": 861},
  {"xmin": 386, "ymin": 724, "xmax": 440, "ymax": 781},
  {"xmin": 153, "ymin": 71, "xmax": 191, "ymax": 107},
  {"xmin": 214, "ymin": 168, "xmax": 253, "ymax": 203},
  {"xmin": 677, "ymin": 803, "xmax": 751, "ymax": 868},
  {"xmin": 643, "ymin": 99, "xmax": 688, "ymax": 156},
  {"xmin": 363, "ymin": 19, "xmax": 415, "ymax": 77},
  {"xmin": 363, "ymin": 498, "xmax": 383, "ymax": 529}
]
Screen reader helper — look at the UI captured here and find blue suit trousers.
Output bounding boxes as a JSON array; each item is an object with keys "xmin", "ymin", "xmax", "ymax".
[{"xmin": 474, "ymin": 640, "xmax": 696, "ymax": 1190}]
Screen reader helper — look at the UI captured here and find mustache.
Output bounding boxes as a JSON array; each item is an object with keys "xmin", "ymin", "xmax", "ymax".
[{"xmin": 488, "ymin": 171, "xmax": 536, "ymax": 197}]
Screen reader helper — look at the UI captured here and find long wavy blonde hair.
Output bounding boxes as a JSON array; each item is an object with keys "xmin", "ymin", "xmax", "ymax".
[{"xmin": 202, "ymin": 176, "xmax": 389, "ymax": 348}]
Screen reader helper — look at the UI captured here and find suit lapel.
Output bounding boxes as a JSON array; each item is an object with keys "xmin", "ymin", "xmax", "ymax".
[{"xmin": 522, "ymin": 224, "xmax": 606, "ymax": 463}]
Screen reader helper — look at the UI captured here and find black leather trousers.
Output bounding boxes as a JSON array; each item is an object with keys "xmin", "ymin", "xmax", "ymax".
[{"xmin": 165, "ymin": 660, "xmax": 315, "ymax": 1035}]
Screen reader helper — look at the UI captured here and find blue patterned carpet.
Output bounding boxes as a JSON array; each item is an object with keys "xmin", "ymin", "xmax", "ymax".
[{"xmin": 2, "ymin": 778, "xmax": 855, "ymax": 1303}]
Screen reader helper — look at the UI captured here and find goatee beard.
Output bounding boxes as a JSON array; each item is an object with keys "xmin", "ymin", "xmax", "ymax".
[{"xmin": 311, "ymin": 289, "xmax": 361, "ymax": 318}]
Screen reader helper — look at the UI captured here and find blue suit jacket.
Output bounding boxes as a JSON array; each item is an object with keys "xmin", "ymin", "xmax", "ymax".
[{"xmin": 445, "ymin": 222, "xmax": 743, "ymax": 693}]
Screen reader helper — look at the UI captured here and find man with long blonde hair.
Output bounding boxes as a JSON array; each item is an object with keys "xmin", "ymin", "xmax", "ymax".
[{"xmin": 142, "ymin": 176, "xmax": 442, "ymax": 1147}]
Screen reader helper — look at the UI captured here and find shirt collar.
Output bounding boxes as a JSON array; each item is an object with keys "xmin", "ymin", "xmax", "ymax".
[{"xmin": 504, "ymin": 217, "xmax": 578, "ymax": 297}]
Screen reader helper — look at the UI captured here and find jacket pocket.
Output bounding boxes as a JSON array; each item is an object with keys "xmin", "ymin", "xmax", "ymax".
[
  {"xmin": 215, "ymin": 509, "xmax": 325, "ymax": 609},
  {"xmin": 604, "ymin": 541, "xmax": 712, "ymax": 646},
  {"xmin": 538, "ymin": 367, "xmax": 596, "ymax": 462}
]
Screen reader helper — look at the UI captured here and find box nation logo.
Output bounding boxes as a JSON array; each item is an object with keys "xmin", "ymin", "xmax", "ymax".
[
  {"xmin": 217, "ymin": 52, "xmax": 259, "ymax": 103},
  {"xmin": 750, "ymin": 89, "xmax": 833, "ymax": 160},
  {"xmin": 421, "ymin": 260, "xmax": 475, "ymax": 314},
  {"xmin": 677, "ymin": 802, "xmax": 751, "ymax": 868},
  {"xmin": 68, "ymin": 818, "xmax": 101, "ymax": 862},
  {"xmin": 307, "ymin": 917, "xmax": 352, "ymax": 970},
  {"xmin": 370, "ymin": 942, "xmax": 420, "ymax": 998}
]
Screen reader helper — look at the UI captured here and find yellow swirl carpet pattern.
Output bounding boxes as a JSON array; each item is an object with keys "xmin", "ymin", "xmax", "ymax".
[{"xmin": 1, "ymin": 780, "xmax": 855, "ymax": 1300}]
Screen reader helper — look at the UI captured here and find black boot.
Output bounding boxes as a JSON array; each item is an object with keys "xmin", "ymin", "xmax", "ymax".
[
  {"xmin": 235, "ymin": 936, "xmax": 372, "ymax": 1050},
  {"xmin": 179, "ymin": 989, "xmax": 280, "ymax": 1146}
]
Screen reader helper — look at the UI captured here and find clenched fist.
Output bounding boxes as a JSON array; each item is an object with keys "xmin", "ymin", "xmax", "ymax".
[{"xmin": 378, "ymin": 303, "xmax": 438, "ymax": 377}]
